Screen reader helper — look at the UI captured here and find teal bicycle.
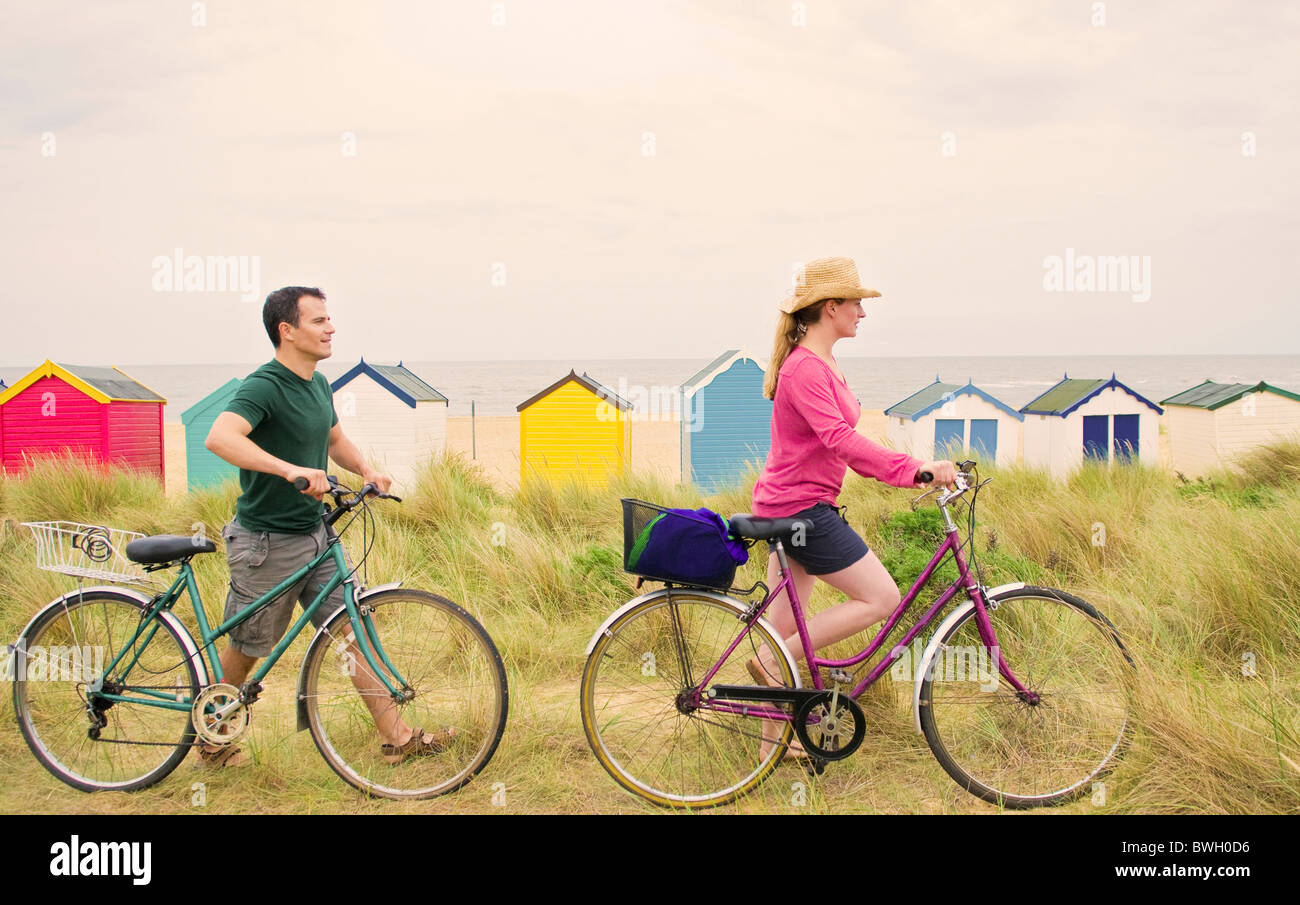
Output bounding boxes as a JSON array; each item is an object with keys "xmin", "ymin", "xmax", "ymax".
[{"xmin": 12, "ymin": 477, "xmax": 508, "ymax": 800}]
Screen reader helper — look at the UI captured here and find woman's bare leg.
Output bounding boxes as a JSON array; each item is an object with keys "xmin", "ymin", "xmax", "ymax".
[{"xmin": 752, "ymin": 549, "xmax": 901, "ymax": 758}]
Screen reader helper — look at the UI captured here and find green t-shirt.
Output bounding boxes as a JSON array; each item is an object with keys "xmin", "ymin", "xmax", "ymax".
[{"xmin": 224, "ymin": 359, "xmax": 338, "ymax": 534}]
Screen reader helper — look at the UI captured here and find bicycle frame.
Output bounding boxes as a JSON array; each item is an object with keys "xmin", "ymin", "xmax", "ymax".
[
  {"xmin": 692, "ymin": 516, "xmax": 1034, "ymax": 721},
  {"xmin": 91, "ymin": 530, "xmax": 410, "ymax": 714}
]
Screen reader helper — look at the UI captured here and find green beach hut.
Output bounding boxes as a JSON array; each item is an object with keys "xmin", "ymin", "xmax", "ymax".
[{"xmin": 182, "ymin": 378, "xmax": 242, "ymax": 490}]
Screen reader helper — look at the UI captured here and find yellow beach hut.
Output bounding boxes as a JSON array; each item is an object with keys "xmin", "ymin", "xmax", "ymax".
[{"xmin": 517, "ymin": 371, "xmax": 632, "ymax": 487}]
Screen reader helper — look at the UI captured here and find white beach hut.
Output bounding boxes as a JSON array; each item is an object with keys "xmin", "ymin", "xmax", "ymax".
[
  {"xmin": 330, "ymin": 359, "xmax": 449, "ymax": 488},
  {"xmin": 1020, "ymin": 373, "xmax": 1162, "ymax": 478},
  {"xmin": 884, "ymin": 377, "xmax": 1023, "ymax": 468},
  {"xmin": 1160, "ymin": 380, "xmax": 1300, "ymax": 478}
]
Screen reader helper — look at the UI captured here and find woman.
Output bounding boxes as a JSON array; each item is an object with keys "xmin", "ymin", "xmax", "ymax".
[{"xmin": 748, "ymin": 256, "xmax": 957, "ymax": 760}]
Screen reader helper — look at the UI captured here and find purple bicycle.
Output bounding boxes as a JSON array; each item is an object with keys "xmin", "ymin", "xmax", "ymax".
[{"xmin": 580, "ymin": 461, "xmax": 1134, "ymax": 809}]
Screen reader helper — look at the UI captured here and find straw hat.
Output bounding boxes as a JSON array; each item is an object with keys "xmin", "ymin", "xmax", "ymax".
[{"xmin": 779, "ymin": 256, "xmax": 881, "ymax": 314}]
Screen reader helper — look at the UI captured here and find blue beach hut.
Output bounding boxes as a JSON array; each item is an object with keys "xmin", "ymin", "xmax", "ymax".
[
  {"xmin": 680, "ymin": 350, "xmax": 773, "ymax": 491},
  {"xmin": 181, "ymin": 378, "xmax": 242, "ymax": 490}
]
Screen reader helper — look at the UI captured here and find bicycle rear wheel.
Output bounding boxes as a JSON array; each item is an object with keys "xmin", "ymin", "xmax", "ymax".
[
  {"xmin": 581, "ymin": 591, "xmax": 798, "ymax": 809},
  {"xmin": 13, "ymin": 590, "xmax": 201, "ymax": 792},
  {"xmin": 300, "ymin": 588, "xmax": 508, "ymax": 800},
  {"xmin": 918, "ymin": 586, "xmax": 1134, "ymax": 808}
]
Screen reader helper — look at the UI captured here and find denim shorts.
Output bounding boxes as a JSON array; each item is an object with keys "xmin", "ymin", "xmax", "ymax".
[
  {"xmin": 221, "ymin": 520, "xmax": 351, "ymax": 658},
  {"xmin": 783, "ymin": 502, "xmax": 871, "ymax": 575}
]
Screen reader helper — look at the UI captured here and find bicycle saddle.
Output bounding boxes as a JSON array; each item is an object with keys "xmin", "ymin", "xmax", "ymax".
[
  {"xmin": 124, "ymin": 535, "xmax": 218, "ymax": 564},
  {"xmin": 727, "ymin": 514, "xmax": 811, "ymax": 541}
]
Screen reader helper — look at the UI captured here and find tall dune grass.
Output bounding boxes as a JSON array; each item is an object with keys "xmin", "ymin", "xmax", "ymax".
[{"xmin": 1, "ymin": 442, "xmax": 1298, "ymax": 814}]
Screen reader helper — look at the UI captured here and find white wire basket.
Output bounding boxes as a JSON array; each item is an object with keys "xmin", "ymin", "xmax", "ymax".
[{"xmin": 23, "ymin": 521, "xmax": 152, "ymax": 585}]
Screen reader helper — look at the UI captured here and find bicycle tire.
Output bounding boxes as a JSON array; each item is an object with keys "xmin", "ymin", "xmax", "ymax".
[
  {"xmin": 918, "ymin": 585, "xmax": 1134, "ymax": 808},
  {"xmin": 300, "ymin": 588, "xmax": 508, "ymax": 800},
  {"xmin": 581, "ymin": 591, "xmax": 799, "ymax": 809},
  {"xmin": 13, "ymin": 589, "xmax": 201, "ymax": 792}
]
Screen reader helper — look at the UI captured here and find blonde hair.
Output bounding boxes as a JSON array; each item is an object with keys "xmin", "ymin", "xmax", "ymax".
[{"xmin": 764, "ymin": 298, "xmax": 834, "ymax": 399}]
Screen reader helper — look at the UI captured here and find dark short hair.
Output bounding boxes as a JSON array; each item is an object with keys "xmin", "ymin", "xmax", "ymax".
[{"xmin": 263, "ymin": 286, "xmax": 326, "ymax": 346}]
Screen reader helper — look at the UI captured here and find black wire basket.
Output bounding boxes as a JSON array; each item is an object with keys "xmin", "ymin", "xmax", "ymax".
[{"xmin": 620, "ymin": 498, "xmax": 739, "ymax": 590}]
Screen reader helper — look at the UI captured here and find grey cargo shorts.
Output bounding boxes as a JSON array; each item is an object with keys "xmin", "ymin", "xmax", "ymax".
[{"xmin": 221, "ymin": 519, "xmax": 353, "ymax": 658}]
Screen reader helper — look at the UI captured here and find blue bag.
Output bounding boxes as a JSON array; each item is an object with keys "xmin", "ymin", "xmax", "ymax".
[{"xmin": 622, "ymin": 499, "xmax": 748, "ymax": 590}]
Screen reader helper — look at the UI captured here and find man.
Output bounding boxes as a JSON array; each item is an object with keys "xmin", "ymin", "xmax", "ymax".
[{"xmin": 204, "ymin": 285, "xmax": 449, "ymax": 766}]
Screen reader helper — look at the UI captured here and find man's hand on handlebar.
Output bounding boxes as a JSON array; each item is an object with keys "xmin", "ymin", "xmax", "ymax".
[
  {"xmin": 913, "ymin": 460, "xmax": 958, "ymax": 489},
  {"xmin": 360, "ymin": 468, "xmax": 393, "ymax": 495},
  {"xmin": 286, "ymin": 466, "xmax": 330, "ymax": 499}
]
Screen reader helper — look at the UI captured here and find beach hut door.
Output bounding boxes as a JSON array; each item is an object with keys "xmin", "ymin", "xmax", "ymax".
[
  {"xmin": 1083, "ymin": 415, "xmax": 1109, "ymax": 461},
  {"xmin": 1113, "ymin": 414, "xmax": 1139, "ymax": 461},
  {"xmin": 969, "ymin": 420, "xmax": 997, "ymax": 463},
  {"xmin": 934, "ymin": 419, "xmax": 964, "ymax": 459}
]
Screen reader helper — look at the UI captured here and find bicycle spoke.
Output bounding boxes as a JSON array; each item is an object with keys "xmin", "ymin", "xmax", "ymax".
[
  {"xmin": 920, "ymin": 591, "xmax": 1133, "ymax": 806},
  {"xmin": 581, "ymin": 594, "xmax": 795, "ymax": 807}
]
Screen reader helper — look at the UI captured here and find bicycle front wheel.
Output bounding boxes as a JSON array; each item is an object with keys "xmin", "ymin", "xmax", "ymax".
[
  {"xmin": 13, "ymin": 590, "xmax": 201, "ymax": 792},
  {"xmin": 581, "ymin": 591, "xmax": 798, "ymax": 809},
  {"xmin": 300, "ymin": 588, "xmax": 508, "ymax": 800},
  {"xmin": 918, "ymin": 586, "xmax": 1134, "ymax": 808}
]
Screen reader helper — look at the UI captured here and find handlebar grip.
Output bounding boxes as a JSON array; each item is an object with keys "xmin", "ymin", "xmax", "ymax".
[
  {"xmin": 916, "ymin": 470, "xmax": 933, "ymax": 484},
  {"xmin": 293, "ymin": 476, "xmax": 309, "ymax": 491}
]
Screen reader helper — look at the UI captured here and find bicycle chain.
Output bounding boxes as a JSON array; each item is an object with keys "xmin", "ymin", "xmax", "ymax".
[{"xmin": 78, "ymin": 681, "xmax": 217, "ymax": 748}]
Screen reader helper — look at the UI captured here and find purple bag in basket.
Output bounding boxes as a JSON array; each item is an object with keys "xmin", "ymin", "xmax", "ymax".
[{"xmin": 627, "ymin": 507, "xmax": 748, "ymax": 589}]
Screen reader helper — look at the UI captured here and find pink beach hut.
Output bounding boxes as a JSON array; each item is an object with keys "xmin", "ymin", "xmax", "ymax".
[{"xmin": 0, "ymin": 359, "xmax": 166, "ymax": 479}]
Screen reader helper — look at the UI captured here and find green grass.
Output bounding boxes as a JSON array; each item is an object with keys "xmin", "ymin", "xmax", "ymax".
[{"xmin": 2, "ymin": 444, "xmax": 1298, "ymax": 814}]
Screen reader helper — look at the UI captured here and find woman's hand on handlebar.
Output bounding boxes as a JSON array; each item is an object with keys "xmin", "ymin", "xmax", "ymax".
[
  {"xmin": 913, "ymin": 460, "xmax": 958, "ymax": 489},
  {"xmin": 286, "ymin": 467, "xmax": 330, "ymax": 499}
]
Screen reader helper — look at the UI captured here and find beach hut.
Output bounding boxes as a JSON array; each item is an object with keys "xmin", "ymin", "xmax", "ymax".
[
  {"xmin": 1019, "ymin": 373, "xmax": 1161, "ymax": 478},
  {"xmin": 517, "ymin": 370, "xmax": 631, "ymax": 487},
  {"xmin": 181, "ymin": 378, "xmax": 242, "ymax": 491},
  {"xmin": 680, "ymin": 350, "xmax": 772, "ymax": 491},
  {"xmin": 0, "ymin": 359, "xmax": 166, "ymax": 478},
  {"xmin": 1160, "ymin": 380, "xmax": 1300, "ymax": 477},
  {"xmin": 884, "ymin": 377, "xmax": 1023, "ymax": 468},
  {"xmin": 330, "ymin": 359, "xmax": 449, "ymax": 489}
]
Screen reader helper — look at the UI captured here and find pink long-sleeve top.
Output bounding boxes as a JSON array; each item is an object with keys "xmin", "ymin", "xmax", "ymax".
[{"xmin": 752, "ymin": 345, "xmax": 925, "ymax": 518}]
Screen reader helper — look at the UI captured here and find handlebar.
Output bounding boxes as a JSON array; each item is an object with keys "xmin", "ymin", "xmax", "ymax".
[
  {"xmin": 292, "ymin": 474, "xmax": 402, "ymax": 507},
  {"xmin": 911, "ymin": 460, "xmax": 980, "ymax": 512}
]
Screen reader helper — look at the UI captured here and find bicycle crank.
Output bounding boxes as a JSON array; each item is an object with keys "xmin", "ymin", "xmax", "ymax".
[
  {"xmin": 192, "ymin": 683, "xmax": 250, "ymax": 747},
  {"xmin": 793, "ymin": 691, "xmax": 866, "ymax": 761}
]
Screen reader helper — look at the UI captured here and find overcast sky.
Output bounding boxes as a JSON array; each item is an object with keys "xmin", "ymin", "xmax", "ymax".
[{"xmin": 1, "ymin": 0, "xmax": 1296, "ymax": 367}]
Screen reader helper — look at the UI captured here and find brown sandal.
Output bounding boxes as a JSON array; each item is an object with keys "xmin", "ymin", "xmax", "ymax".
[{"xmin": 382, "ymin": 727, "xmax": 456, "ymax": 765}]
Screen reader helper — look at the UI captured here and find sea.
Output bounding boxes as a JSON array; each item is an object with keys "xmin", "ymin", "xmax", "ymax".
[{"xmin": 3, "ymin": 355, "xmax": 1299, "ymax": 420}]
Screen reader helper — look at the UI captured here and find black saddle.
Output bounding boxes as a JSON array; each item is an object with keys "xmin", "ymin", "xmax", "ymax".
[
  {"xmin": 125, "ymin": 535, "xmax": 218, "ymax": 564},
  {"xmin": 728, "ymin": 514, "xmax": 812, "ymax": 542}
]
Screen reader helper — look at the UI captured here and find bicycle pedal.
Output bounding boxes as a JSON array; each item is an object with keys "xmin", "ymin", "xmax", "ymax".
[
  {"xmin": 827, "ymin": 669, "xmax": 854, "ymax": 686},
  {"xmin": 803, "ymin": 756, "xmax": 828, "ymax": 777}
]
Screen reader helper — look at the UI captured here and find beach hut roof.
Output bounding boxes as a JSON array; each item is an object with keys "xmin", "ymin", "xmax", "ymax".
[
  {"xmin": 331, "ymin": 359, "xmax": 449, "ymax": 408},
  {"xmin": 1159, "ymin": 379, "xmax": 1300, "ymax": 410},
  {"xmin": 682, "ymin": 350, "xmax": 762, "ymax": 395},
  {"xmin": 1020, "ymin": 374, "xmax": 1161, "ymax": 417},
  {"xmin": 182, "ymin": 377, "xmax": 243, "ymax": 425},
  {"xmin": 516, "ymin": 370, "xmax": 633, "ymax": 412},
  {"xmin": 0, "ymin": 359, "xmax": 165, "ymax": 406},
  {"xmin": 884, "ymin": 378, "xmax": 1023, "ymax": 421}
]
